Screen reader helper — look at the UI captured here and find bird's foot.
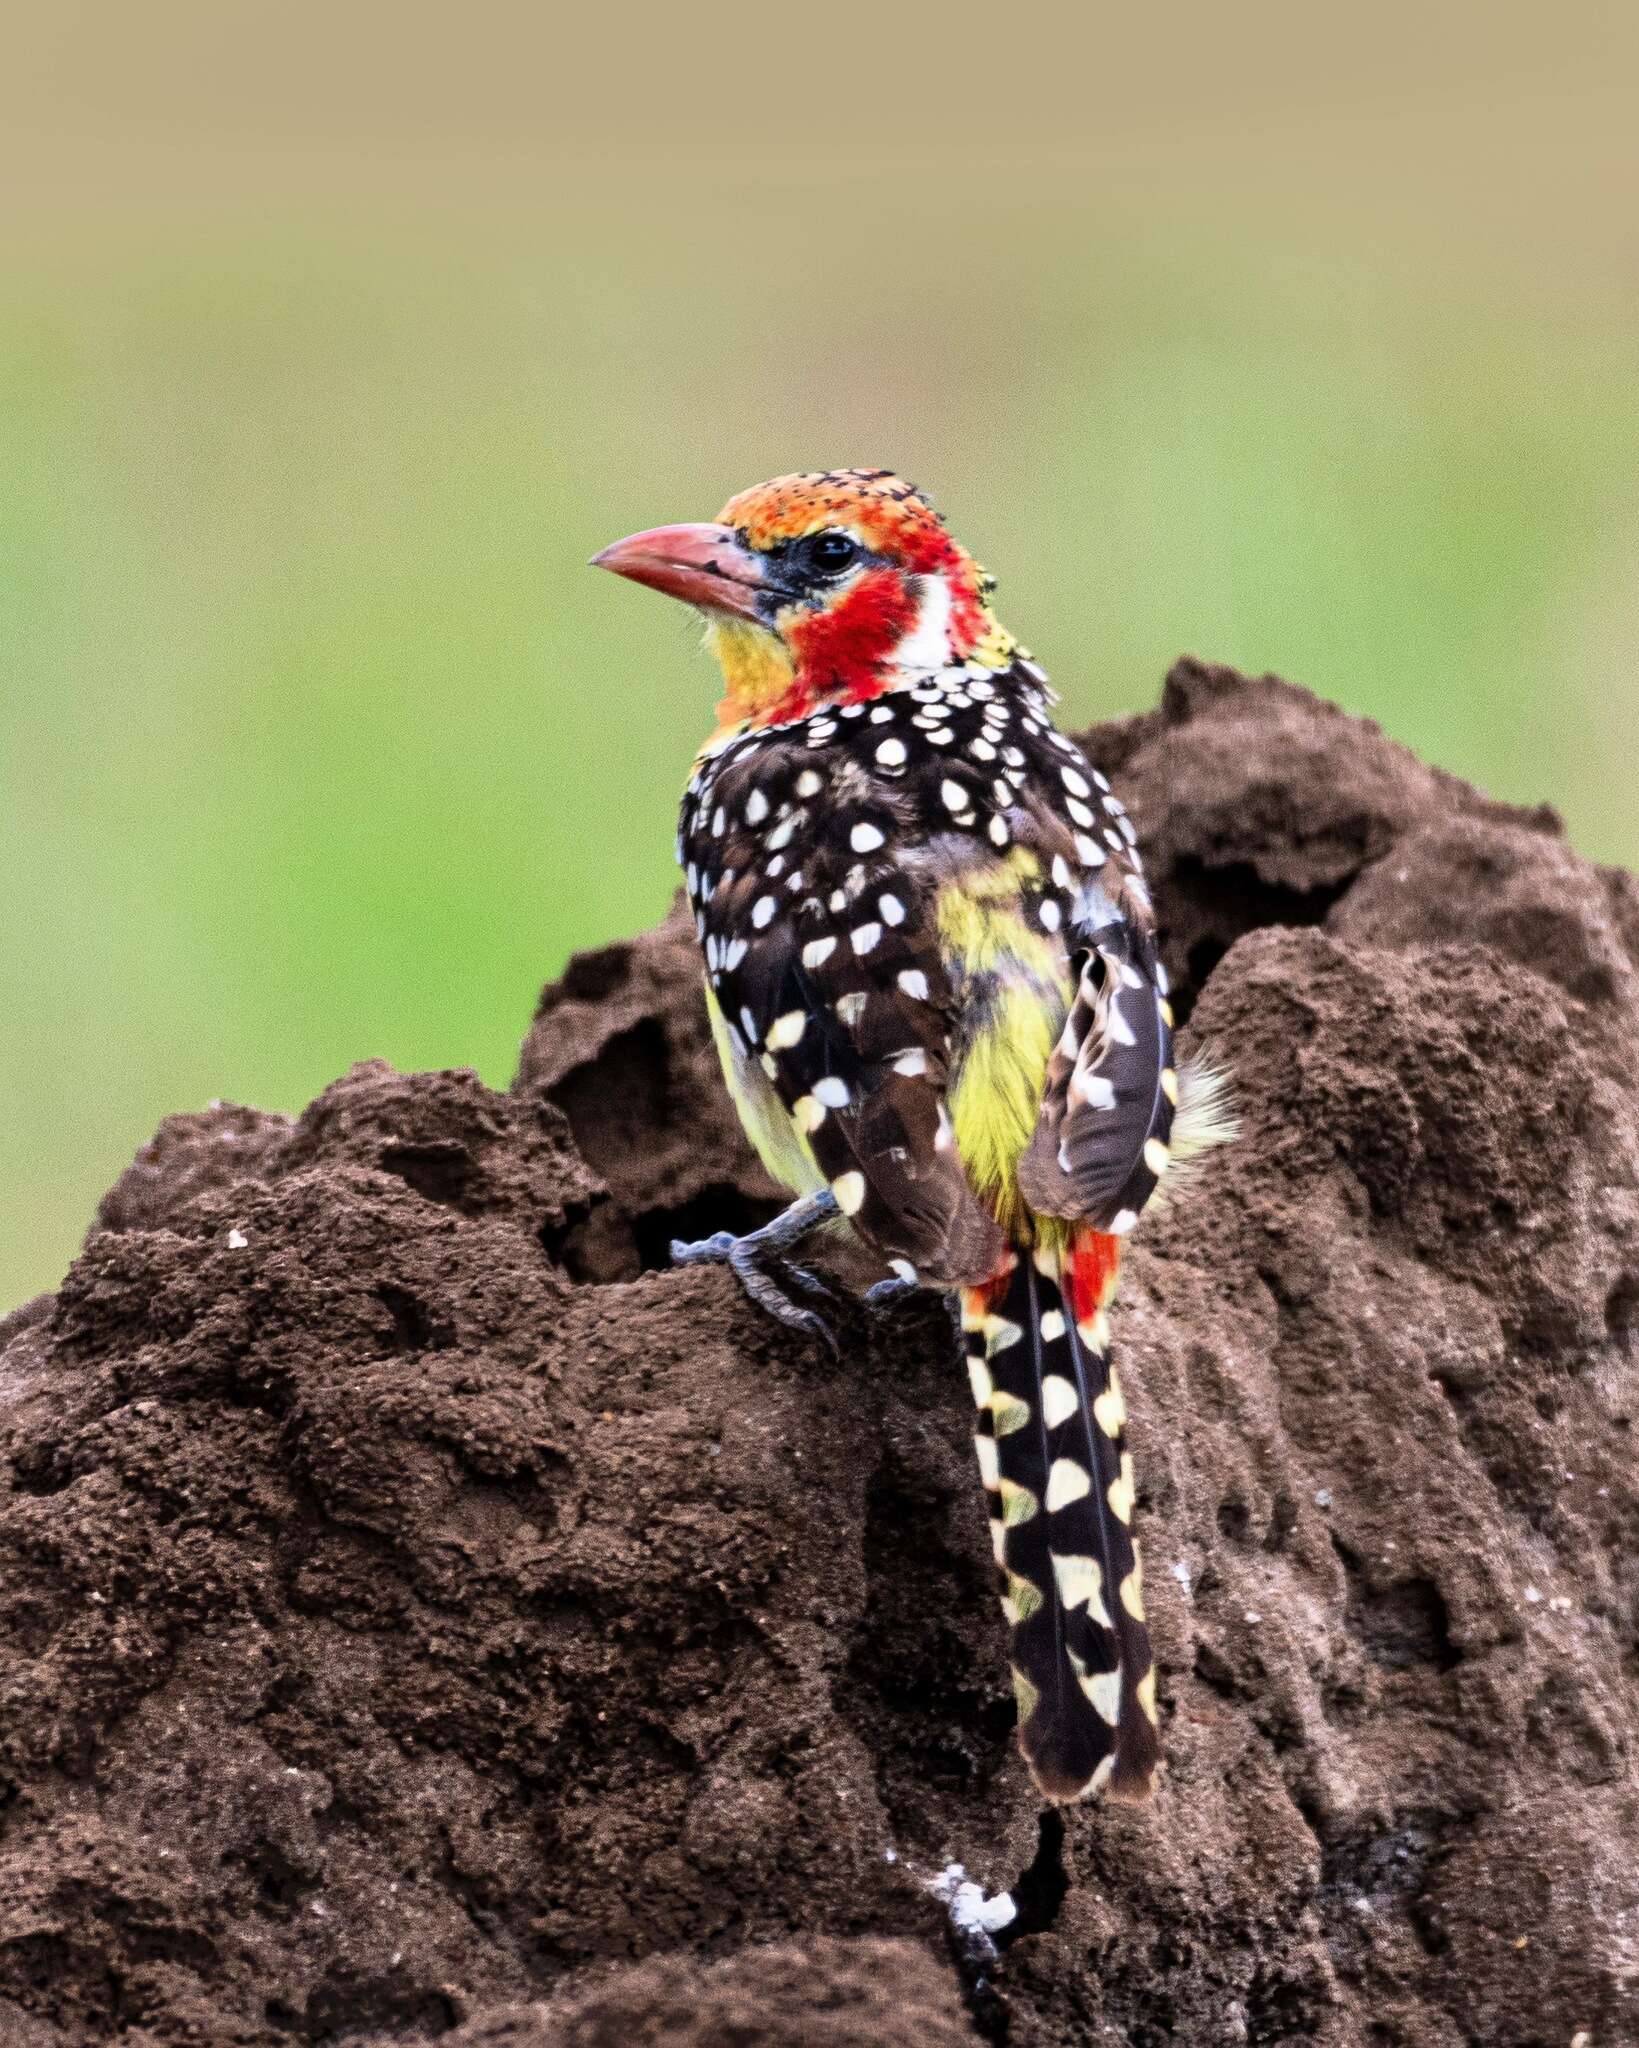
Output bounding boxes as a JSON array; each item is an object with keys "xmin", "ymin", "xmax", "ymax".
[{"xmin": 671, "ymin": 1190, "xmax": 842, "ymax": 1352}]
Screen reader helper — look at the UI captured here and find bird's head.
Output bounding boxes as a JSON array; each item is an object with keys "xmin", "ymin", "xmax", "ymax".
[{"xmin": 593, "ymin": 469, "xmax": 1018, "ymax": 731}]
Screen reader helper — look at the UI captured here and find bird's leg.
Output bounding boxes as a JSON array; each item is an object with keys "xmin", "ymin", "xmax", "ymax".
[{"xmin": 671, "ymin": 1189, "xmax": 841, "ymax": 1349}]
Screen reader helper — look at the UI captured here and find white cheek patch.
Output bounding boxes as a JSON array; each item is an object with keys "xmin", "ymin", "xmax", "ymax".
[{"xmin": 891, "ymin": 572, "xmax": 953, "ymax": 670}]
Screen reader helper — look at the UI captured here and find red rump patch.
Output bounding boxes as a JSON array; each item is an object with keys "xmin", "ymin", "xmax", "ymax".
[
  {"xmin": 972, "ymin": 1255, "xmax": 1018, "ymax": 1314},
  {"xmin": 1066, "ymin": 1232, "xmax": 1123, "ymax": 1324}
]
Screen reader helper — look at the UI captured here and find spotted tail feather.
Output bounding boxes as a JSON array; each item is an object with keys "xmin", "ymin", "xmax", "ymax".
[{"xmin": 961, "ymin": 1233, "xmax": 1159, "ymax": 1803}]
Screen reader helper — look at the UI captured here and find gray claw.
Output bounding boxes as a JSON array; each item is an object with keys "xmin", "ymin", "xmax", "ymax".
[
  {"xmin": 670, "ymin": 1194, "xmax": 844, "ymax": 1352},
  {"xmin": 779, "ymin": 1262, "xmax": 842, "ymax": 1304},
  {"xmin": 730, "ymin": 1253, "xmax": 838, "ymax": 1353}
]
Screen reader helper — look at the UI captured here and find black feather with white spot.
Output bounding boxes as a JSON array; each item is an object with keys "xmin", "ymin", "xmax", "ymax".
[{"xmin": 679, "ymin": 658, "xmax": 1170, "ymax": 1279}]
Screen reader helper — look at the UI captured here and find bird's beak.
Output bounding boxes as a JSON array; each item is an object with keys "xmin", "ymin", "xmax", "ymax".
[{"xmin": 591, "ymin": 521, "xmax": 768, "ymax": 623}]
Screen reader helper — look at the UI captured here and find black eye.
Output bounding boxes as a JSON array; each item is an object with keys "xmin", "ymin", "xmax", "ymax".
[{"xmin": 800, "ymin": 530, "xmax": 860, "ymax": 579}]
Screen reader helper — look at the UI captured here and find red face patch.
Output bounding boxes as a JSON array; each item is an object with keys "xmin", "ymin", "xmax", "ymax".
[
  {"xmin": 781, "ymin": 567, "xmax": 922, "ymax": 715},
  {"xmin": 717, "ymin": 469, "xmax": 996, "ymax": 716}
]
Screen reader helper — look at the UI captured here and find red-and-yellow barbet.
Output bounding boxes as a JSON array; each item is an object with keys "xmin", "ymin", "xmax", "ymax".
[{"xmin": 594, "ymin": 470, "xmax": 1231, "ymax": 1826}]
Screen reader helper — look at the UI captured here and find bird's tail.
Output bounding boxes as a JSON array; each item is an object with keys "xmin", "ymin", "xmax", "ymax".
[{"xmin": 960, "ymin": 1229, "xmax": 1159, "ymax": 1803}]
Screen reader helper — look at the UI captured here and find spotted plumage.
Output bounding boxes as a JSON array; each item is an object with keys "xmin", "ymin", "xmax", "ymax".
[
  {"xmin": 680, "ymin": 655, "xmax": 1169, "ymax": 1275},
  {"xmin": 964, "ymin": 1235, "xmax": 1156, "ymax": 1799},
  {"xmin": 596, "ymin": 469, "xmax": 1232, "ymax": 1816}
]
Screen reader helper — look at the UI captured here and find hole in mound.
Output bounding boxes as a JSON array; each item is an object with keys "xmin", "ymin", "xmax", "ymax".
[
  {"xmin": 1165, "ymin": 857, "xmax": 1351, "ymax": 1022},
  {"xmin": 1367, "ymin": 1579, "xmax": 1458, "ymax": 1671},
  {"xmin": 223, "ymin": 1837, "xmax": 315, "ymax": 1921},
  {"xmin": 1606, "ymin": 1273, "xmax": 1639, "ymax": 1345},
  {"xmin": 376, "ymin": 1284, "xmax": 454, "ymax": 1352},
  {"xmin": 546, "ymin": 1020, "xmax": 670, "ymax": 1196},
  {"xmin": 1332, "ymin": 1534, "xmax": 1459, "ymax": 1672},
  {"xmin": 1217, "ymin": 1498, "xmax": 1252, "ymax": 1543},
  {"xmin": 1193, "ymin": 1641, "xmax": 1247, "ymax": 1699},
  {"xmin": 379, "ymin": 1139, "xmax": 477, "ymax": 1210},
  {"xmin": 631, "ymin": 1185, "xmax": 780, "ymax": 1274},
  {"xmin": 9, "ymin": 1447, "xmax": 73, "ymax": 1498}
]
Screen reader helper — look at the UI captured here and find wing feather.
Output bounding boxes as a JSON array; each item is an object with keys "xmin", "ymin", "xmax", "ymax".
[
  {"xmin": 695, "ymin": 727, "xmax": 1004, "ymax": 1285},
  {"xmin": 680, "ymin": 663, "xmax": 1174, "ymax": 1268},
  {"xmin": 1016, "ymin": 909, "xmax": 1175, "ymax": 1230}
]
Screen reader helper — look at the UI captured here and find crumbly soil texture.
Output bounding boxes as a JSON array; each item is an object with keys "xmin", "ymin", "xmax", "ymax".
[{"xmin": 4, "ymin": 661, "xmax": 1637, "ymax": 2048}]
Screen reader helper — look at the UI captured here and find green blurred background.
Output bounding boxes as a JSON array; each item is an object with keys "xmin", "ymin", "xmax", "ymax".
[{"xmin": 4, "ymin": 2, "xmax": 1637, "ymax": 1308}]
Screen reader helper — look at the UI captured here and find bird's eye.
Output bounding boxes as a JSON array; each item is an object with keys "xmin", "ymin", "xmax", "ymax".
[{"xmin": 801, "ymin": 530, "xmax": 860, "ymax": 579}]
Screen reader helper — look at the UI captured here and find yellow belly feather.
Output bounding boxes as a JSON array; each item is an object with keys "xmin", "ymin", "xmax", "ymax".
[
  {"xmin": 705, "ymin": 982, "xmax": 827, "ymax": 1198},
  {"xmin": 705, "ymin": 849, "xmax": 1073, "ymax": 1253},
  {"xmin": 935, "ymin": 859, "xmax": 1071, "ymax": 1242}
]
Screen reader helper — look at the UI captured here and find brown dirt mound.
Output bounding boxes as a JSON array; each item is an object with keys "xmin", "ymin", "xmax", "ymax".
[{"xmin": 3, "ymin": 659, "xmax": 1636, "ymax": 2048}]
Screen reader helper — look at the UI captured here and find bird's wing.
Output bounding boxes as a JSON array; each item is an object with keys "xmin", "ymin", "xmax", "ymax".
[
  {"xmin": 685, "ymin": 670, "xmax": 1175, "ymax": 1268},
  {"xmin": 689, "ymin": 727, "xmax": 1006, "ymax": 1289},
  {"xmin": 1012, "ymin": 755, "xmax": 1176, "ymax": 1232}
]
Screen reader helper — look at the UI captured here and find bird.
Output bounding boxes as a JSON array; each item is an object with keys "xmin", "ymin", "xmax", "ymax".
[{"xmin": 593, "ymin": 468, "xmax": 1231, "ymax": 1812}]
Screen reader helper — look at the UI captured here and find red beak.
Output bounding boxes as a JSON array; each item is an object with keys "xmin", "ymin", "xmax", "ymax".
[{"xmin": 591, "ymin": 521, "xmax": 768, "ymax": 623}]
